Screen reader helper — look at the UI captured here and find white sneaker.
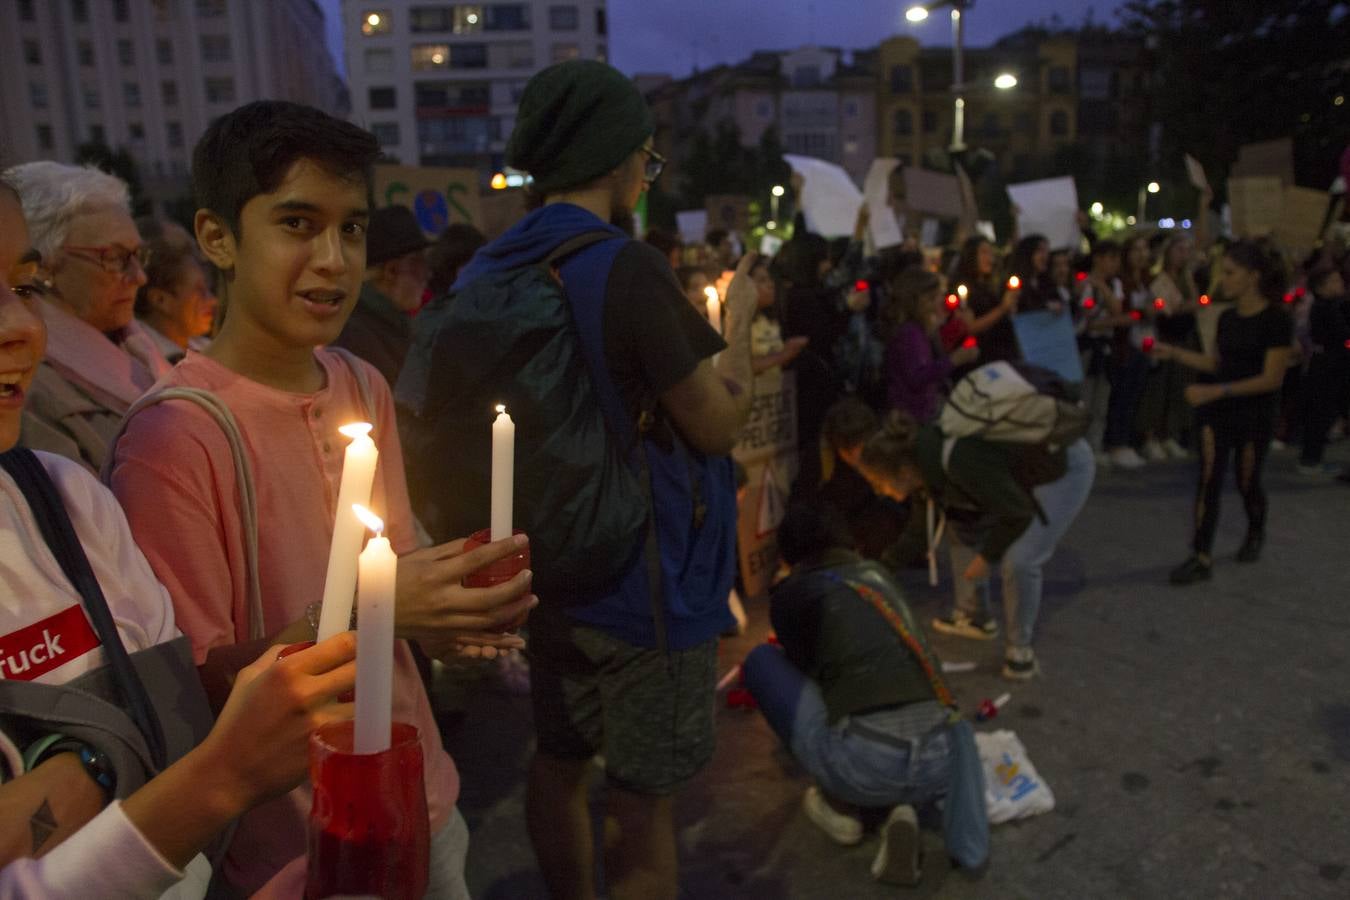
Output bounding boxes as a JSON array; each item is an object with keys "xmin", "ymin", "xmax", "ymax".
[
  {"xmin": 871, "ymin": 805, "xmax": 921, "ymax": 885},
  {"xmin": 1163, "ymin": 438, "xmax": 1190, "ymax": 460},
  {"xmin": 1109, "ymin": 447, "xmax": 1147, "ymax": 469},
  {"xmin": 802, "ymin": 786, "xmax": 863, "ymax": 846},
  {"xmin": 1142, "ymin": 440, "xmax": 1167, "ymax": 462}
]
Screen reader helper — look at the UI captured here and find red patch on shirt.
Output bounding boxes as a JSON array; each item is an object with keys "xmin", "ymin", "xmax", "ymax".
[{"xmin": 0, "ymin": 605, "xmax": 101, "ymax": 681}]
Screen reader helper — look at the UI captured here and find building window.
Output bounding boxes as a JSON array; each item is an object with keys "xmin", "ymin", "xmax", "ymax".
[
  {"xmin": 596, "ymin": 7, "xmax": 606, "ymax": 35},
  {"xmin": 792, "ymin": 66, "xmax": 821, "ymax": 89},
  {"xmin": 23, "ymin": 40, "xmax": 41, "ymax": 65},
  {"xmin": 157, "ymin": 39, "xmax": 174, "ymax": 65},
  {"xmin": 196, "ymin": 0, "xmax": 226, "ymax": 17},
  {"xmin": 549, "ymin": 5, "xmax": 579, "ymax": 30},
  {"xmin": 1049, "ymin": 66, "xmax": 1071, "ymax": 95},
  {"xmin": 29, "ymin": 83, "xmax": 49, "ymax": 110},
  {"xmin": 893, "ymin": 109, "xmax": 913, "ymax": 136},
  {"xmin": 551, "ymin": 43, "xmax": 579, "ymax": 63},
  {"xmin": 204, "ymin": 76, "xmax": 235, "ymax": 104},
  {"xmin": 369, "ymin": 86, "xmax": 397, "ymax": 109},
  {"xmin": 84, "ymin": 85, "xmax": 100, "ymax": 109},
  {"xmin": 489, "ymin": 41, "xmax": 534, "ymax": 69},
  {"xmin": 485, "ymin": 4, "xmax": 530, "ymax": 31},
  {"xmin": 844, "ymin": 100, "xmax": 859, "ymax": 118},
  {"xmin": 77, "ymin": 41, "xmax": 95, "ymax": 66},
  {"xmin": 201, "ymin": 34, "xmax": 231, "ymax": 62},
  {"xmin": 416, "ymin": 81, "xmax": 490, "ymax": 110},
  {"xmin": 371, "ymin": 122, "xmax": 400, "ymax": 146},
  {"xmin": 18, "ymin": 0, "xmax": 35, "ymax": 21},
  {"xmin": 922, "ymin": 109, "xmax": 937, "ymax": 133},
  {"xmin": 1050, "ymin": 110, "xmax": 1069, "ymax": 136},
  {"xmin": 1015, "ymin": 111, "xmax": 1033, "ymax": 132},
  {"xmin": 129, "ymin": 122, "xmax": 145, "ymax": 141},
  {"xmin": 365, "ymin": 47, "xmax": 394, "ymax": 73},
  {"xmin": 162, "ymin": 80, "xmax": 178, "ymax": 105},
  {"xmin": 412, "ymin": 44, "xmax": 449, "ymax": 70},
  {"xmin": 113, "ymin": 0, "xmax": 129, "ymax": 22},
  {"xmin": 124, "ymin": 82, "xmax": 142, "ymax": 107},
  {"xmin": 843, "ymin": 136, "xmax": 859, "ymax": 156},
  {"xmin": 36, "ymin": 124, "xmax": 54, "ymax": 151},
  {"xmin": 410, "ymin": 6, "xmax": 452, "ymax": 32},
  {"xmin": 167, "ymin": 121, "xmax": 184, "ymax": 148},
  {"xmin": 889, "ymin": 65, "xmax": 913, "ymax": 94},
  {"xmin": 452, "ymin": 5, "xmax": 483, "ymax": 33},
  {"xmin": 506, "ymin": 79, "xmax": 528, "ymax": 103},
  {"xmin": 90, "ymin": 125, "xmax": 106, "ymax": 144},
  {"xmin": 595, "ymin": 43, "xmax": 606, "ymax": 63},
  {"xmin": 360, "ymin": 8, "xmax": 390, "ymax": 34},
  {"xmin": 118, "ymin": 40, "xmax": 135, "ymax": 66}
]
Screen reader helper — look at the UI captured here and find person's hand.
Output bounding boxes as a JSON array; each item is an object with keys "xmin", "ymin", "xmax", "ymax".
[
  {"xmin": 854, "ymin": 202, "xmax": 871, "ymax": 239},
  {"xmin": 845, "ymin": 286, "xmax": 871, "ymax": 312},
  {"xmin": 951, "ymin": 344, "xmax": 980, "ymax": 367},
  {"xmin": 962, "ymin": 554, "xmax": 990, "ymax": 582},
  {"xmin": 1185, "ymin": 383, "xmax": 1223, "ymax": 407},
  {"xmin": 1151, "ymin": 342, "xmax": 1175, "ymax": 361},
  {"xmin": 200, "ymin": 633, "xmax": 357, "ymax": 808},
  {"xmin": 780, "ymin": 336, "xmax": 809, "ymax": 366},
  {"xmin": 723, "ymin": 251, "xmax": 759, "ymax": 322},
  {"xmin": 1001, "ymin": 286, "xmax": 1021, "ymax": 312},
  {"xmin": 394, "ymin": 535, "xmax": 538, "ymax": 643},
  {"xmin": 418, "ymin": 631, "xmax": 526, "ymax": 663}
]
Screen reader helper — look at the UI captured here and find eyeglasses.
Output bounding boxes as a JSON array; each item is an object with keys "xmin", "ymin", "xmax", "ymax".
[
  {"xmin": 641, "ymin": 146, "xmax": 667, "ymax": 185},
  {"xmin": 63, "ymin": 243, "xmax": 150, "ymax": 276}
]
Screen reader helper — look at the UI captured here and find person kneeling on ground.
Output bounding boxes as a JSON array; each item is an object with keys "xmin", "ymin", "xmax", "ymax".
[{"xmin": 741, "ymin": 501, "xmax": 961, "ymax": 886}]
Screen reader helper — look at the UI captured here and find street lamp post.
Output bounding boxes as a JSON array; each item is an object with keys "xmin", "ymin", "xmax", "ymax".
[
  {"xmin": 770, "ymin": 184, "xmax": 785, "ymax": 228},
  {"xmin": 906, "ymin": 1, "xmax": 977, "ymax": 153}
]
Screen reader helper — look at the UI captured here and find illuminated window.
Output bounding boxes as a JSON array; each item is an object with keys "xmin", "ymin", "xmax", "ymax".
[
  {"xmin": 453, "ymin": 5, "xmax": 484, "ymax": 33},
  {"xmin": 412, "ymin": 44, "xmax": 451, "ymax": 70},
  {"xmin": 551, "ymin": 43, "xmax": 579, "ymax": 63},
  {"xmin": 361, "ymin": 9, "xmax": 391, "ymax": 35}
]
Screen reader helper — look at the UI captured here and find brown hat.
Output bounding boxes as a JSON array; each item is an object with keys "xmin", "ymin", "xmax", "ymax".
[{"xmin": 367, "ymin": 206, "xmax": 430, "ymax": 266}]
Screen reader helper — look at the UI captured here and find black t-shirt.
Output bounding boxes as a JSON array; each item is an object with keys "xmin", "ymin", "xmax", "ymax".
[
  {"xmin": 1215, "ymin": 304, "xmax": 1292, "ymax": 385},
  {"xmin": 957, "ymin": 281, "xmax": 1018, "ymax": 379},
  {"xmin": 602, "ymin": 242, "xmax": 725, "ymax": 422}
]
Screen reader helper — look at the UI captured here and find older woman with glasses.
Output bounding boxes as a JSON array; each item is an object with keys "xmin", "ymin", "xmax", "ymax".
[{"xmin": 1, "ymin": 162, "xmax": 171, "ymax": 472}]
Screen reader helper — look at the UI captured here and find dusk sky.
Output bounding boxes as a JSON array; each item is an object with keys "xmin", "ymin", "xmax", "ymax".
[{"xmin": 320, "ymin": 1, "xmax": 1128, "ymax": 77}]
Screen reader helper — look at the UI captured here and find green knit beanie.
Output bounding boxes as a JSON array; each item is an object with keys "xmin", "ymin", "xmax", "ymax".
[{"xmin": 506, "ymin": 60, "xmax": 654, "ymax": 194}]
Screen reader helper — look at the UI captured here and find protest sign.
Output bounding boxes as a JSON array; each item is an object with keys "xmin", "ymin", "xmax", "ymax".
[
  {"xmin": 864, "ymin": 159, "xmax": 904, "ymax": 249},
  {"xmin": 1228, "ymin": 176, "xmax": 1283, "ymax": 237},
  {"xmin": 1275, "ymin": 186, "xmax": 1329, "ymax": 259},
  {"xmin": 1012, "ymin": 310, "xmax": 1084, "ymax": 383},
  {"xmin": 784, "ymin": 154, "xmax": 863, "ymax": 238},
  {"xmin": 904, "ymin": 168, "xmax": 963, "ymax": 219},
  {"xmin": 706, "ymin": 194, "xmax": 752, "ymax": 234},
  {"xmin": 374, "ymin": 164, "xmax": 482, "ymax": 235},
  {"xmin": 1184, "ymin": 154, "xmax": 1209, "ymax": 191},
  {"xmin": 1232, "ymin": 138, "xmax": 1295, "ymax": 186},
  {"xmin": 1006, "ymin": 177, "xmax": 1080, "ymax": 251},
  {"xmin": 733, "ymin": 372, "xmax": 799, "ymax": 598},
  {"xmin": 676, "ymin": 209, "xmax": 709, "ymax": 244}
]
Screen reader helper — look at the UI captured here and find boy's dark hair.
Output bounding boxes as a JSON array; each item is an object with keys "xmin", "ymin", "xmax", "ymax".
[
  {"xmin": 192, "ymin": 100, "xmax": 381, "ymax": 238},
  {"xmin": 427, "ymin": 223, "xmax": 486, "ymax": 297},
  {"xmin": 1090, "ymin": 239, "xmax": 1122, "ymax": 264},
  {"xmin": 777, "ymin": 499, "xmax": 854, "ymax": 567},
  {"xmin": 822, "ymin": 396, "xmax": 879, "ymax": 452}
]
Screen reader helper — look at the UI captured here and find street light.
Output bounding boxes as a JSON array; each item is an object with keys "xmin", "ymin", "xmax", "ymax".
[
  {"xmin": 904, "ymin": 1, "xmax": 973, "ymax": 152},
  {"xmin": 1090, "ymin": 201, "xmax": 1104, "ymax": 216},
  {"xmin": 905, "ymin": 6, "xmax": 930, "ymax": 21},
  {"xmin": 771, "ymin": 185, "xmax": 785, "ymax": 197},
  {"xmin": 771, "ymin": 184, "xmax": 785, "ymax": 224},
  {"xmin": 1147, "ymin": 182, "xmax": 1161, "ymax": 194},
  {"xmin": 994, "ymin": 73, "xmax": 1018, "ymax": 90}
]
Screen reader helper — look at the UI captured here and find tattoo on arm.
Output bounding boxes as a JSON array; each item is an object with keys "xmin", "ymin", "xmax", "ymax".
[{"xmin": 30, "ymin": 799, "xmax": 57, "ymax": 853}]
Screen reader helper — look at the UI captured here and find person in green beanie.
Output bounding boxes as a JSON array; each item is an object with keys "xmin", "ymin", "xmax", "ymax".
[{"xmin": 400, "ymin": 60, "xmax": 757, "ymax": 900}]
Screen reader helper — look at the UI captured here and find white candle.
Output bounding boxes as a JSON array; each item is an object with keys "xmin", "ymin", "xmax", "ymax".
[
  {"xmin": 317, "ymin": 424, "xmax": 379, "ymax": 641},
  {"xmin": 704, "ymin": 285, "xmax": 722, "ymax": 334},
  {"xmin": 352, "ymin": 504, "xmax": 395, "ymax": 755},
  {"xmin": 491, "ymin": 405, "xmax": 515, "ymax": 542}
]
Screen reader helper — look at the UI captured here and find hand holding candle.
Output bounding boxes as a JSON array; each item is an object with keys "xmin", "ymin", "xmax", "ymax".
[
  {"xmin": 353, "ymin": 504, "xmax": 396, "ymax": 755},
  {"xmin": 318, "ymin": 424, "xmax": 379, "ymax": 641},
  {"xmin": 704, "ymin": 285, "xmax": 722, "ymax": 334}
]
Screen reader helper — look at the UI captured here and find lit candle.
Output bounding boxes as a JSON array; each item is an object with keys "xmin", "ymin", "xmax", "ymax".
[
  {"xmin": 1007, "ymin": 275, "xmax": 1021, "ymax": 290},
  {"xmin": 491, "ymin": 405, "xmax": 514, "ymax": 542},
  {"xmin": 704, "ymin": 285, "xmax": 722, "ymax": 334},
  {"xmin": 317, "ymin": 423, "xmax": 379, "ymax": 641},
  {"xmin": 353, "ymin": 504, "xmax": 395, "ymax": 755}
]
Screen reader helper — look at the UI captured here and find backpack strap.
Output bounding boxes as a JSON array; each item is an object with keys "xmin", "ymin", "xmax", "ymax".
[
  {"xmin": 103, "ymin": 388, "xmax": 266, "ymax": 642},
  {"xmin": 0, "ymin": 448, "xmax": 168, "ymax": 769}
]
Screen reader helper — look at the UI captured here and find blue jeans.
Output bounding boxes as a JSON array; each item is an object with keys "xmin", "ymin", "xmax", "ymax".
[
  {"xmin": 952, "ymin": 439, "xmax": 1096, "ymax": 648},
  {"xmin": 741, "ymin": 644, "xmax": 951, "ymax": 809}
]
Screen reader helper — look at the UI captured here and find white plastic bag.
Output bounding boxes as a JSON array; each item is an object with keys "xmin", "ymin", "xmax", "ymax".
[{"xmin": 974, "ymin": 729, "xmax": 1056, "ymax": 824}]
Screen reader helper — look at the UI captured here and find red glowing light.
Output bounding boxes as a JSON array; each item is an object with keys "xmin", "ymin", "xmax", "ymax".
[
  {"xmin": 1153, "ymin": 297, "xmax": 1166, "ymax": 310},
  {"xmin": 1142, "ymin": 337, "xmax": 1156, "ymax": 352},
  {"xmin": 945, "ymin": 293, "xmax": 960, "ymax": 308},
  {"xmin": 1199, "ymin": 294, "xmax": 1211, "ymax": 306},
  {"xmin": 854, "ymin": 280, "xmax": 869, "ymax": 293},
  {"xmin": 1345, "ymin": 339, "xmax": 1350, "ymax": 350},
  {"xmin": 962, "ymin": 336, "xmax": 979, "ymax": 349},
  {"xmin": 1283, "ymin": 292, "xmax": 1295, "ymax": 304},
  {"xmin": 1082, "ymin": 297, "xmax": 1096, "ymax": 309},
  {"xmin": 1130, "ymin": 310, "xmax": 1143, "ymax": 321},
  {"xmin": 1075, "ymin": 271, "xmax": 1088, "ymax": 282},
  {"xmin": 1295, "ymin": 286, "xmax": 1307, "ymax": 298},
  {"xmin": 1007, "ymin": 276, "xmax": 1021, "ymax": 290}
]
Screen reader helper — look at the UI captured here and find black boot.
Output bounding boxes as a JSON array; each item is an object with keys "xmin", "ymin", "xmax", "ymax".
[
  {"xmin": 1169, "ymin": 556, "xmax": 1212, "ymax": 585},
  {"xmin": 1236, "ymin": 531, "xmax": 1264, "ymax": 563}
]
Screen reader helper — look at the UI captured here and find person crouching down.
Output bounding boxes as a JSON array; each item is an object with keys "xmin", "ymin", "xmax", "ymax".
[{"xmin": 741, "ymin": 501, "xmax": 976, "ymax": 886}]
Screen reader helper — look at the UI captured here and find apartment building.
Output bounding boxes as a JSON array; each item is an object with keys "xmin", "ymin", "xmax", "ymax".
[
  {"xmin": 0, "ymin": 0, "xmax": 348, "ymax": 188},
  {"xmin": 341, "ymin": 0, "xmax": 607, "ymax": 174}
]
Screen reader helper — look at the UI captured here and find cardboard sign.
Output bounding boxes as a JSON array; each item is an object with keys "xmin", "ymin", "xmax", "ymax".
[
  {"xmin": 864, "ymin": 159, "xmax": 904, "ymax": 250},
  {"xmin": 1007, "ymin": 176, "xmax": 1080, "ymax": 251},
  {"xmin": 1275, "ymin": 186, "xmax": 1330, "ymax": 259},
  {"xmin": 705, "ymin": 194, "xmax": 751, "ymax": 234},
  {"xmin": 904, "ymin": 167, "xmax": 963, "ymax": 219},
  {"xmin": 784, "ymin": 154, "xmax": 863, "ymax": 238},
  {"xmin": 1231, "ymin": 138, "xmax": 1295, "ymax": 186},
  {"xmin": 733, "ymin": 371, "xmax": 798, "ymax": 466},
  {"xmin": 1184, "ymin": 154, "xmax": 1209, "ymax": 191},
  {"xmin": 733, "ymin": 372, "xmax": 799, "ymax": 598},
  {"xmin": 374, "ymin": 164, "xmax": 482, "ymax": 235},
  {"xmin": 1228, "ymin": 176, "xmax": 1283, "ymax": 237}
]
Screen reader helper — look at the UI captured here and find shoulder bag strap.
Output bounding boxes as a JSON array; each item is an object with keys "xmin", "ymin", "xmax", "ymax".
[
  {"xmin": 0, "ymin": 448, "xmax": 168, "ymax": 769},
  {"xmin": 103, "ymin": 387, "xmax": 265, "ymax": 641}
]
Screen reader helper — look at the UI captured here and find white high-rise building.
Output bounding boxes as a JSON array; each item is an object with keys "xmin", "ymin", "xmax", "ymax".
[
  {"xmin": 0, "ymin": 0, "xmax": 347, "ymax": 190},
  {"xmin": 341, "ymin": 0, "xmax": 608, "ymax": 175}
]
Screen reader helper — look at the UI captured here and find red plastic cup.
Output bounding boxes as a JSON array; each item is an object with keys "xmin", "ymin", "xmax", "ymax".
[
  {"xmin": 462, "ymin": 528, "xmax": 531, "ymax": 632},
  {"xmin": 307, "ymin": 721, "xmax": 430, "ymax": 900}
]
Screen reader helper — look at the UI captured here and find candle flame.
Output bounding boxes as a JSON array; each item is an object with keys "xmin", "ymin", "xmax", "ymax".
[
  {"xmin": 1007, "ymin": 276, "xmax": 1021, "ymax": 290},
  {"xmin": 703, "ymin": 286, "xmax": 719, "ymax": 302},
  {"xmin": 339, "ymin": 422, "xmax": 373, "ymax": 440},
  {"xmin": 495, "ymin": 404, "xmax": 506, "ymax": 415},
  {"xmin": 956, "ymin": 284, "xmax": 969, "ymax": 299},
  {"xmin": 352, "ymin": 504, "xmax": 384, "ymax": 536}
]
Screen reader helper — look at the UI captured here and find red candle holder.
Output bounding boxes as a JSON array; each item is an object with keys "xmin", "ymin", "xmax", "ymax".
[
  {"xmin": 307, "ymin": 721, "xmax": 430, "ymax": 900},
  {"xmin": 462, "ymin": 528, "xmax": 531, "ymax": 632}
]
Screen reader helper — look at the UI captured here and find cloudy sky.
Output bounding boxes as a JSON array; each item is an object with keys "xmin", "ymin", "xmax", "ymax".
[{"xmin": 321, "ymin": 1, "xmax": 1128, "ymax": 76}]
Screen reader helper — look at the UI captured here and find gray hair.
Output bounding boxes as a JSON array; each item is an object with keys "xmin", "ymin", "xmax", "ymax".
[{"xmin": 1, "ymin": 162, "xmax": 132, "ymax": 262}]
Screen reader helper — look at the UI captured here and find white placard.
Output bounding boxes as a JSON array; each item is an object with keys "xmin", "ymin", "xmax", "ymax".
[
  {"xmin": 784, "ymin": 154, "xmax": 864, "ymax": 238},
  {"xmin": 1007, "ymin": 176, "xmax": 1080, "ymax": 251},
  {"xmin": 863, "ymin": 158, "xmax": 904, "ymax": 249},
  {"xmin": 676, "ymin": 209, "xmax": 708, "ymax": 244},
  {"xmin": 1184, "ymin": 154, "xmax": 1209, "ymax": 191}
]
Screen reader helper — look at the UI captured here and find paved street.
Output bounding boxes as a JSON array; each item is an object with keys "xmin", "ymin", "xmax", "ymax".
[{"xmin": 440, "ymin": 444, "xmax": 1350, "ymax": 899}]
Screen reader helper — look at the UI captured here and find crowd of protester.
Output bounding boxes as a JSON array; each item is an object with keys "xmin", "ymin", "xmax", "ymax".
[{"xmin": 0, "ymin": 54, "xmax": 1346, "ymax": 898}]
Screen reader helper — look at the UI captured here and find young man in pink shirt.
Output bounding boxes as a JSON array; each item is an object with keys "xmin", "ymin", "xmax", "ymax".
[{"xmin": 108, "ymin": 101, "xmax": 536, "ymax": 898}]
